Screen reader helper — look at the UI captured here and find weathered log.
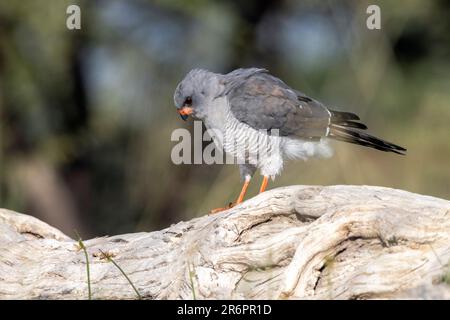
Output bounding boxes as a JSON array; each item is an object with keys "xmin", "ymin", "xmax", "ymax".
[{"xmin": 0, "ymin": 185, "xmax": 449, "ymax": 300}]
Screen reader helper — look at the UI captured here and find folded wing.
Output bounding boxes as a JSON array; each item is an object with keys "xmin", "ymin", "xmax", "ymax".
[{"xmin": 225, "ymin": 69, "xmax": 331, "ymax": 139}]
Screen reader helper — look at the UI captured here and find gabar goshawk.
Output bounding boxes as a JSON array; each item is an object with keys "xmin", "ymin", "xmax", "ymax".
[{"xmin": 174, "ymin": 68, "xmax": 406, "ymax": 212}]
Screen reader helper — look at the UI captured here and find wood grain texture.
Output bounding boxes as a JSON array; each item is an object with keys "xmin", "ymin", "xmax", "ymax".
[{"xmin": 1, "ymin": 185, "xmax": 449, "ymax": 300}]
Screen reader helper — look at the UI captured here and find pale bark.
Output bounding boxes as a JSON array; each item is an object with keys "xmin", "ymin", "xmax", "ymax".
[{"xmin": 0, "ymin": 185, "xmax": 449, "ymax": 300}]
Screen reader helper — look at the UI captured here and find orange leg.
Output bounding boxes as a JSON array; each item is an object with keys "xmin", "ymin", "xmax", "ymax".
[
  {"xmin": 209, "ymin": 178, "xmax": 251, "ymax": 214},
  {"xmin": 236, "ymin": 179, "xmax": 250, "ymax": 204},
  {"xmin": 259, "ymin": 176, "xmax": 269, "ymax": 193}
]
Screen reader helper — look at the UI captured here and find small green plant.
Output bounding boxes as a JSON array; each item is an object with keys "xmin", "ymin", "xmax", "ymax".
[
  {"xmin": 99, "ymin": 250, "xmax": 142, "ymax": 300},
  {"xmin": 74, "ymin": 231, "xmax": 92, "ymax": 300},
  {"xmin": 387, "ymin": 236, "xmax": 398, "ymax": 246},
  {"xmin": 429, "ymin": 244, "xmax": 450, "ymax": 286},
  {"xmin": 188, "ymin": 263, "xmax": 197, "ymax": 300},
  {"xmin": 440, "ymin": 269, "xmax": 450, "ymax": 285}
]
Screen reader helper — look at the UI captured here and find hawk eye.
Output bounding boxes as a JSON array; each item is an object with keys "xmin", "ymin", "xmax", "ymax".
[{"xmin": 184, "ymin": 96, "xmax": 192, "ymax": 106}]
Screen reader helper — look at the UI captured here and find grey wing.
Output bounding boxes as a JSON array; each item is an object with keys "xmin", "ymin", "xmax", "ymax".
[{"xmin": 225, "ymin": 70, "xmax": 331, "ymax": 139}]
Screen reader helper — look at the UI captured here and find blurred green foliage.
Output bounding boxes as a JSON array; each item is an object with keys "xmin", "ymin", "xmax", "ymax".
[{"xmin": 0, "ymin": 0, "xmax": 449, "ymax": 237}]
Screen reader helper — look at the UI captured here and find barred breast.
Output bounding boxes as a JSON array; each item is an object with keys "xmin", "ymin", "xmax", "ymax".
[
  {"xmin": 203, "ymin": 97, "xmax": 331, "ymax": 178},
  {"xmin": 222, "ymin": 109, "xmax": 287, "ymax": 178}
]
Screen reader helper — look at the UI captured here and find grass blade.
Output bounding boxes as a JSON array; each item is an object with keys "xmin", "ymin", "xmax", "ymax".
[
  {"xmin": 74, "ymin": 230, "xmax": 92, "ymax": 300},
  {"xmin": 99, "ymin": 250, "xmax": 142, "ymax": 300},
  {"xmin": 188, "ymin": 263, "xmax": 197, "ymax": 300}
]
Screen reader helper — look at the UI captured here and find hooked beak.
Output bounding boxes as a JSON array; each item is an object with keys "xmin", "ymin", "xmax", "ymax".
[{"xmin": 177, "ymin": 106, "xmax": 193, "ymax": 121}]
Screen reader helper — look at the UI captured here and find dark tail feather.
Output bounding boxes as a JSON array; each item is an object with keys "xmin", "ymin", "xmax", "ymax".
[
  {"xmin": 334, "ymin": 121, "xmax": 368, "ymax": 130},
  {"xmin": 329, "ymin": 125, "xmax": 407, "ymax": 155},
  {"xmin": 328, "ymin": 109, "xmax": 406, "ymax": 155},
  {"xmin": 329, "ymin": 110, "xmax": 367, "ymax": 130},
  {"xmin": 329, "ymin": 110, "xmax": 360, "ymax": 122}
]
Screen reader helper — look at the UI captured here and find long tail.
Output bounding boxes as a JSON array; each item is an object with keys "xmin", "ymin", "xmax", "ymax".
[{"xmin": 328, "ymin": 110, "xmax": 407, "ymax": 155}]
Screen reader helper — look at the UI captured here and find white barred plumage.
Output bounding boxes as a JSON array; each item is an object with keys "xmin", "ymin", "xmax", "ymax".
[{"xmin": 203, "ymin": 99, "xmax": 332, "ymax": 180}]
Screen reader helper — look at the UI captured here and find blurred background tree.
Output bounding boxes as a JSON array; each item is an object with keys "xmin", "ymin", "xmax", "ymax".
[{"xmin": 0, "ymin": 0, "xmax": 449, "ymax": 238}]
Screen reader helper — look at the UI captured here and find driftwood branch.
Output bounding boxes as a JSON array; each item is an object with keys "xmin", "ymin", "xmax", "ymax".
[{"xmin": 1, "ymin": 185, "xmax": 449, "ymax": 300}]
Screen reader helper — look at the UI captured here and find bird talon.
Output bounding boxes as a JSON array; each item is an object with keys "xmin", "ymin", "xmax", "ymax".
[{"xmin": 208, "ymin": 202, "xmax": 235, "ymax": 215}]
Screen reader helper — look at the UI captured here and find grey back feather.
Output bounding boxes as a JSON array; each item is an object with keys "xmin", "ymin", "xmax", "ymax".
[{"xmin": 224, "ymin": 69, "xmax": 331, "ymax": 139}]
